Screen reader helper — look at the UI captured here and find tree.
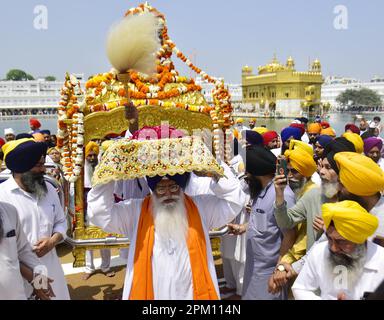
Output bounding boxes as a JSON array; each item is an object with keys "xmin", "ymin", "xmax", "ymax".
[
  {"xmin": 45, "ymin": 76, "xmax": 56, "ymax": 81},
  {"xmin": 336, "ymin": 88, "xmax": 382, "ymax": 107},
  {"xmin": 6, "ymin": 69, "xmax": 35, "ymax": 81}
]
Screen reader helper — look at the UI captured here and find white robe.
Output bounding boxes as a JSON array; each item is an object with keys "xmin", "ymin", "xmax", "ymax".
[
  {"xmin": 0, "ymin": 177, "xmax": 70, "ymax": 300},
  {"xmin": 0, "ymin": 201, "xmax": 41, "ymax": 300},
  {"xmin": 87, "ymin": 164, "xmax": 247, "ymax": 300},
  {"xmin": 292, "ymin": 241, "xmax": 384, "ymax": 300}
]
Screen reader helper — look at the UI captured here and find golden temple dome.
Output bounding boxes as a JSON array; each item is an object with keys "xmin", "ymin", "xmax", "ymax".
[
  {"xmin": 242, "ymin": 65, "xmax": 253, "ymax": 73},
  {"xmin": 311, "ymin": 59, "xmax": 321, "ymax": 71},
  {"xmin": 286, "ymin": 56, "xmax": 295, "ymax": 69},
  {"xmin": 258, "ymin": 55, "xmax": 287, "ymax": 74}
]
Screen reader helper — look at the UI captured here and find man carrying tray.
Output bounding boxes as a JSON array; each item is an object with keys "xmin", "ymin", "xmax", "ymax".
[{"xmin": 87, "ymin": 125, "xmax": 247, "ymax": 300}]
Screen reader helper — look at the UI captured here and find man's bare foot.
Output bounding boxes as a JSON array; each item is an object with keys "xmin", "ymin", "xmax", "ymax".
[{"xmin": 82, "ymin": 273, "xmax": 92, "ymax": 281}]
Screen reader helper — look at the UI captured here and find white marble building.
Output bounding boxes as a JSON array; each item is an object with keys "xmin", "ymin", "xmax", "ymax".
[
  {"xmin": 321, "ymin": 76, "xmax": 384, "ymax": 109},
  {"xmin": 0, "ymin": 74, "xmax": 84, "ymax": 111}
]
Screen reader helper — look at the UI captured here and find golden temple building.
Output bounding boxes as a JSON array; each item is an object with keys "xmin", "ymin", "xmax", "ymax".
[{"xmin": 241, "ymin": 55, "xmax": 324, "ymax": 118}]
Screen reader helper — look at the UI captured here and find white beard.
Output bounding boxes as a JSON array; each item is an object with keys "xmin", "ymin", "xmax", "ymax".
[
  {"xmin": 326, "ymin": 244, "xmax": 367, "ymax": 293},
  {"xmin": 321, "ymin": 181, "xmax": 339, "ymax": 199},
  {"xmin": 151, "ymin": 193, "xmax": 189, "ymax": 246}
]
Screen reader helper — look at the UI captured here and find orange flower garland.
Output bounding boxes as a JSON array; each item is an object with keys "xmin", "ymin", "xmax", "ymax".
[
  {"xmin": 57, "ymin": 74, "xmax": 85, "ymax": 182},
  {"xmin": 85, "ymin": 3, "xmax": 234, "ymax": 162}
]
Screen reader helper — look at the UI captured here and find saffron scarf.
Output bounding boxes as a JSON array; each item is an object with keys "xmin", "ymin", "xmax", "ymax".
[{"xmin": 129, "ymin": 194, "xmax": 218, "ymax": 300}]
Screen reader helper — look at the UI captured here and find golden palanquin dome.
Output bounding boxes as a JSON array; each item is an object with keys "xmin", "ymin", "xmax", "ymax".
[
  {"xmin": 82, "ymin": 3, "xmax": 232, "ymax": 129},
  {"xmin": 57, "ymin": 2, "xmax": 234, "ymax": 183}
]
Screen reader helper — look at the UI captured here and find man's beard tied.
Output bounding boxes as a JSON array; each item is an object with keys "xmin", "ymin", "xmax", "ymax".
[
  {"xmin": 151, "ymin": 193, "xmax": 189, "ymax": 247},
  {"xmin": 328, "ymin": 244, "xmax": 367, "ymax": 290},
  {"xmin": 20, "ymin": 171, "xmax": 48, "ymax": 200}
]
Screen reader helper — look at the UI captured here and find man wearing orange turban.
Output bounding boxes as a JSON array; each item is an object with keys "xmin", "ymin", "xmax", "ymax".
[
  {"xmin": 307, "ymin": 123, "xmax": 322, "ymax": 145},
  {"xmin": 335, "ymin": 152, "xmax": 384, "ymax": 245},
  {"xmin": 292, "ymin": 200, "xmax": 384, "ymax": 300},
  {"xmin": 32, "ymin": 132, "xmax": 45, "ymax": 142}
]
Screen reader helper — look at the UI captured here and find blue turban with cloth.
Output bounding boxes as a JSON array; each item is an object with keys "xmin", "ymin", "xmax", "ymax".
[
  {"xmin": 2, "ymin": 138, "xmax": 48, "ymax": 173},
  {"xmin": 147, "ymin": 173, "xmax": 191, "ymax": 191}
]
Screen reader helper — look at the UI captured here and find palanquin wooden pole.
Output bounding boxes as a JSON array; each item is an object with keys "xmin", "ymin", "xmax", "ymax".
[{"xmin": 117, "ymin": 72, "xmax": 139, "ymax": 131}]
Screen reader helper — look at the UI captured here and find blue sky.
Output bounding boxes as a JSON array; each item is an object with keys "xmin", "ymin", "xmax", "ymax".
[{"xmin": 0, "ymin": 0, "xmax": 383, "ymax": 83}]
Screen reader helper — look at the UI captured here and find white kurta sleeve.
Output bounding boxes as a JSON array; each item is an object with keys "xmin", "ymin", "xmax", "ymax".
[
  {"xmin": 48, "ymin": 186, "xmax": 68, "ymax": 241},
  {"xmin": 87, "ymin": 181, "xmax": 141, "ymax": 238},
  {"xmin": 194, "ymin": 162, "xmax": 247, "ymax": 229},
  {"xmin": 291, "ymin": 244, "xmax": 322, "ymax": 300},
  {"xmin": 1, "ymin": 202, "xmax": 41, "ymax": 269}
]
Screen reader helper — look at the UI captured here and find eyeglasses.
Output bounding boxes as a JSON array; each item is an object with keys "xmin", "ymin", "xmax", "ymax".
[{"xmin": 155, "ymin": 184, "xmax": 180, "ymax": 195}]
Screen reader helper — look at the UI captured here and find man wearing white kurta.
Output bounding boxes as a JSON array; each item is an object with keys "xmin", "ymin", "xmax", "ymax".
[
  {"xmin": 292, "ymin": 201, "xmax": 384, "ymax": 300},
  {"xmin": 0, "ymin": 201, "xmax": 42, "ymax": 299},
  {"xmin": 0, "ymin": 138, "xmax": 70, "ymax": 300},
  {"xmin": 87, "ymin": 162, "xmax": 247, "ymax": 300}
]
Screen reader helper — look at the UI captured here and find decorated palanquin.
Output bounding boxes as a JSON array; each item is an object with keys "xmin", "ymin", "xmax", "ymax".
[{"xmin": 57, "ymin": 3, "xmax": 233, "ymax": 267}]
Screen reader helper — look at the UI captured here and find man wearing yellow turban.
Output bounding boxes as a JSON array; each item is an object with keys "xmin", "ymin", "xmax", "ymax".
[
  {"xmin": 249, "ymin": 118, "xmax": 256, "ymax": 129},
  {"xmin": 292, "ymin": 200, "xmax": 384, "ymax": 300},
  {"xmin": 269, "ymin": 141, "xmax": 318, "ymax": 294},
  {"xmin": 342, "ymin": 132, "xmax": 364, "ymax": 154},
  {"xmin": 85, "ymin": 141, "xmax": 100, "ymax": 159},
  {"xmin": 334, "ymin": 152, "xmax": 384, "ymax": 245},
  {"xmin": 271, "ymin": 138, "xmax": 357, "ymax": 293},
  {"xmin": 253, "ymin": 127, "xmax": 269, "ymax": 135},
  {"xmin": 234, "ymin": 118, "xmax": 249, "ymax": 134}
]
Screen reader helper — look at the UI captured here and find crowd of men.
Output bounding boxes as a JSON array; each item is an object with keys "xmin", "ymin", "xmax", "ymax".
[{"xmin": 1, "ymin": 115, "xmax": 384, "ymax": 300}]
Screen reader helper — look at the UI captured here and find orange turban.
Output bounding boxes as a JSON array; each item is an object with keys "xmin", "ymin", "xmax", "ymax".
[
  {"xmin": 307, "ymin": 123, "xmax": 321, "ymax": 134},
  {"xmin": 32, "ymin": 132, "xmax": 45, "ymax": 142},
  {"xmin": 85, "ymin": 141, "xmax": 100, "ymax": 157},
  {"xmin": 320, "ymin": 127, "xmax": 336, "ymax": 137}
]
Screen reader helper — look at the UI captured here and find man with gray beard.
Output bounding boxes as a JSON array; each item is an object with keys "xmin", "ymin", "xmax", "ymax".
[
  {"xmin": 272, "ymin": 137, "xmax": 356, "ymax": 278},
  {"xmin": 292, "ymin": 201, "xmax": 384, "ymax": 300},
  {"xmin": 0, "ymin": 138, "xmax": 69, "ymax": 299}
]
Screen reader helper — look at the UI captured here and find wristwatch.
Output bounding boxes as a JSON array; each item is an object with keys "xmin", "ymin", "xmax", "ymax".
[{"xmin": 276, "ymin": 264, "xmax": 286, "ymax": 272}]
